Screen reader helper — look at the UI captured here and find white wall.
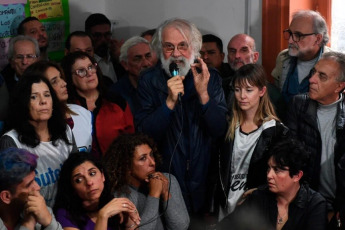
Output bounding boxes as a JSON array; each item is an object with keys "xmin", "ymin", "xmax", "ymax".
[{"xmin": 68, "ymin": 0, "xmax": 262, "ymax": 63}]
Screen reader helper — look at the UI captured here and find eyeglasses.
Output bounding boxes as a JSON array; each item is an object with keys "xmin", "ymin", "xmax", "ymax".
[
  {"xmin": 72, "ymin": 63, "xmax": 98, "ymax": 78},
  {"xmin": 13, "ymin": 54, "xmax": 38, "ymax": 62},
  {"xmin": 283, "ymin": 29, "xmax": 317, "ymax": 42},
  {"xmin": 92, "ymin": 32, "xmax": 112, "ymax": 40},
  {"xmin": 162, "ymin": 42, "xmax": 189, "ymax": 53}
]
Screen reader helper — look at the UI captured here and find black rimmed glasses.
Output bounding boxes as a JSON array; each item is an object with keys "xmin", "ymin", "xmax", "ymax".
[
  {"xmin": 283, "ymin": 29, "xmax": 317, "ymax": 42},
  {"xmin": 72, "ymin": 63, "xmax": 98, "ymax": 78},
  {"xmin": 162, "ymin": 42, "xmax": 189, "ymax": 53}
]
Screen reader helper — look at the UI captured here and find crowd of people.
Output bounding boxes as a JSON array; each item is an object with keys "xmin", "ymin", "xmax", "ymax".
[{"xmin": 0, "ymin": 9, "xmax": 344, "ymax": 230}]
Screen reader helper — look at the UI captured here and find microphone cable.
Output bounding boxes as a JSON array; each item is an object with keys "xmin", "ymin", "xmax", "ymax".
[{"xmin": 134, "ymin": 89, "xmax": 184, "ymax": 229}]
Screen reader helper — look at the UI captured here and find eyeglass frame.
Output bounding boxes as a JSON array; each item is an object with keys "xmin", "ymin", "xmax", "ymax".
[
  {"xmin": 72, "ymin": 63, "xmax": 98, "ymax": 78},
  {"xmin": 162, "ymin": 41, "xmax": 189, "ymax": 53},
  {"xmin": 283, "ymin": 29, "xmax": 317, "ymax": 42},
  {"xmin": 13, "ymin": 54, "xmax": 38, "ymax": 62}
]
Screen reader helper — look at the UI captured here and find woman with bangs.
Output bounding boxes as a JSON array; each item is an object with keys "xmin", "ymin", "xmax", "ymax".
[
  {"xmin": 24, "ymin": 61, "xmax": 93, "ymax": 152},
  {"xmin": 217, "ymin": 64, "xmax": 290, "ymax": 220}
]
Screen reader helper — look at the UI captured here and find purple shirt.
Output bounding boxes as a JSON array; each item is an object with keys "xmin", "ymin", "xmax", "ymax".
[{"xmin": 56, "ymin": 208, "xmax": 116, "ymax": 230}]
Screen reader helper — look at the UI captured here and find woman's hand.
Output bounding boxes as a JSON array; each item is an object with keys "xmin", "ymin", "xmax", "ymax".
[
  {"xmin": 147, "ymin": 172, "xmax": 170, "ymax": 200},
  {"xmin": 98, "ymin": 198, "xmax": 140, "ymax": 224}
]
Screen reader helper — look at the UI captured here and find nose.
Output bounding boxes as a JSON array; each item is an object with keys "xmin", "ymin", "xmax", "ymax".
[
  {"xmin": 39, "ymin": 95, "xmax": 47, "ymax": 105},
  {"xmin": 171, "ymin": 47, "xmax": 182, "ymax": 58},
  {"xmin": 148, "ymin": 156, "xmax": 156, "ymax": 167},
  {"xmin": 267, "ymin": 168, "xmax": 274, "ymax": 179},
  {"xmin": 61, "ymin": 79, "xmax": 67, "ymax": 88},
  {"xmin": 142, "ymin": 57, "xmax": 152, "ymax": 68},
  {"xmin": 85, "ymin": 176, "xmax": 93, "ymax": 186},
  {"xmin": 22, "ymin": 56, "xmax": 29, "ymax": 65},
  {"xmin": 240, "ymin": 90, "xmax": 246, "ymax": 99},
  {"xmin": 32, "ymin": 180, "xmax": 40, "ymax": 191},
  {"xmin": 309, "ymin": 71, "xmax": 318, "ymax": 84},
  {"xmin": 288, "ymin": 34, "xmax": 294, "ymax": 44}
]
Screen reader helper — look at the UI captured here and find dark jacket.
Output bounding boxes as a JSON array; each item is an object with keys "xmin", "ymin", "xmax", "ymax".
[
  {"xmin": 135, "ymin": 63, "xmax": 227, "ymax": 213},
  {"xmin": 217, "ymin": 121, "xmax": 289, "ymax": 210},
  {"xmin": 286, "ymin": 93, "xmax": 345, "ymax": 211},
  {"xmin": 217, "ymin": 184, "xmax": 327, "ymax": 230}
]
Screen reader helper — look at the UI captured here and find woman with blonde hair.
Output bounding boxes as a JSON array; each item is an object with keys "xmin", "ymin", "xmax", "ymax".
[{"xmin": 217, "ymin": 64, "xmax": 289, "ymax": 220}]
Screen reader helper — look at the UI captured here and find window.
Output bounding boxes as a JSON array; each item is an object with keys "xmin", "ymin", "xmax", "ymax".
[{"xmin": 331, "ymin": 0, "xmax": 345, "ymax": 52}]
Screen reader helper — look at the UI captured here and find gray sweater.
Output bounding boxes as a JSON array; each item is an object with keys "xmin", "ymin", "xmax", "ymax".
[
  {"xmin": 117, "ymin": 173, "xmax": 189, "ymax": 230},
  {"xmin": 0, "ymin": 207, "xmax": 62, "ymax": 230}
]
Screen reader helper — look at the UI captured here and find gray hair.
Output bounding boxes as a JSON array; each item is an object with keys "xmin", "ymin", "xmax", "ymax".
[
  {"xmin": 321, "ymin": 51, "xmax": 345, "ymax": 82},
  {"xmin": 292, "ymin": 10, "xmax": 329, "ymax": 46},
  {"xmin": 119, "ymin": 36, "xmax": 150, "ymax": 62},
  {"xmin": 8, "ymin": 35, "xmax": 40, "ymax": 60},
  {"xmin": 151, "ymin": 18, "xmax": 202, "ymax": 58}
]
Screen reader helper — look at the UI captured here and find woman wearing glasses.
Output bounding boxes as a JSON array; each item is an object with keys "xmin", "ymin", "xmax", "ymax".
[
  {"xmin": 61, "ymin": 51, "xmax": 134, "ymax": 157},
  {"xmin": 24, "ymin": 60, "xmax": 93, "ymax": 152}
]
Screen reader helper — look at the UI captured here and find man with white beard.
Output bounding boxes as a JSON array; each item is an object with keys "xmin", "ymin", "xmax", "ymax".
[
  {"xmin": 135, "ymin": 18, "xmax": 227, "ymax": 222},
  {"xmin": 271, "ymin": 10, "xmax": 331, "ymax": 103}
]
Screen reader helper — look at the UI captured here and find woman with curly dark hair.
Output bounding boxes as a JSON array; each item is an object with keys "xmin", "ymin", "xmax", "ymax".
[
  {"xmin": 103, "ymin": 133, "xmax": 189, "ymax": 230},
  {"xmin": 54, "ymin": 152, "xmax": 140, "ymax": 230},
  {"xmin": 61, "ymin": 51, "xmax": 134, "ymax": 157},
  {"xmin": 25, "ymin": 60, "xmax": 93, "ymax": 152},
  {"xmin": 0, "ymin": 73, "xmax": 77, "ymax": 207}
]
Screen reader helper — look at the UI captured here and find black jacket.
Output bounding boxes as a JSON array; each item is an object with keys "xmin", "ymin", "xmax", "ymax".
[
  {"xmin": 217, "ymin": 120, "xmax": 289, "ymax": 210},
  {"xmin": 217, "ymin": 184, "xmax": 327, "ymax": 230},
  {"xmin": 286, "ymin": 93, "xmax": 345, "ymax": 211}
]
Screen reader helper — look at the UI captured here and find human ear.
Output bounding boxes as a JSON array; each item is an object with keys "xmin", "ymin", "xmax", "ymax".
[
  {"xmin": 253, "ymin": 52, "xmax": 259, "ymax": 64},
  {"xmin": 335, "ymin": 82, "xmax": 345, "ymax": 94},
  {"xmin": 293, "ymin": 170, "xmax": 303, "ymax": 182},
  {"xmin": 121, "ymin": 60, "xmax": 129, "ymax": 71},
  {"xmin": 259, "ymin": 86, "xmax": 267, "ymax": 97},
  {"xmin": 0, "ymin": 190, "xmax": 12, "ymax": 204}
]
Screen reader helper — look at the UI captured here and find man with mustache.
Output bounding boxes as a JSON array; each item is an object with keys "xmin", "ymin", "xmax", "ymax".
[
  {"xmin": 227, "ymin": 33, "xmax": 259, "ymax": 72},
  {"xmin": 272, "ymin": 10, "xmax": 331, "ymax": 103},
  {"xmin": 17, "ymin": 17, "xmax": 49, "ymax": 61},
  {"xmin": 135, "ymin": 18, "xmax": 227, "ymax": 227},
  {"xmin": 286, "ymin": 51, "xmax": 345, "ymax": 224}
]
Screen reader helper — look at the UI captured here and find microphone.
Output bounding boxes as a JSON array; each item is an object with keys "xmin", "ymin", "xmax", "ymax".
[{"xmin": 169, "ymin": 62, "xmax": 182, "ymax": 102}]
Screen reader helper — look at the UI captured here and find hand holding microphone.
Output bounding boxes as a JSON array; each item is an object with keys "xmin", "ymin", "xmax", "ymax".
[{"xmin": 166, "ymin": 62, "xmax": 184, "ymax": 110}]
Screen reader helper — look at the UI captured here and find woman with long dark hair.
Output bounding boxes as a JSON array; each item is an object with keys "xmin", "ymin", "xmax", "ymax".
[
  {"xmin": 25, "ymin": 60, "xmax": 93, "ymax": 152},
  {"xmin": 54, "ymin": 152, "xmax": 140, "ymax": 230},
  {"xmin": 0, "ymin": 73, "xmax": 76, "ymax": 207}
]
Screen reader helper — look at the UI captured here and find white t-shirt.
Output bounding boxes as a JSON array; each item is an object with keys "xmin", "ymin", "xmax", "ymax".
[
  {"xmin": 68, "ymin": 104, "xmax": 92, "ymax": 152},
  {"xmin": 219, "ymin": 119, "xmax": 276, "ymax": 220},
  {"xmin": 3, "ymin": 127, "xmax": 74, "ymax": 207}
]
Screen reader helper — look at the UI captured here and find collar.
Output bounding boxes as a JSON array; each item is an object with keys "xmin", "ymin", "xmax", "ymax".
[{"xmin": 94, "ymin": 53, "xmax": 111, "ymax": 63}]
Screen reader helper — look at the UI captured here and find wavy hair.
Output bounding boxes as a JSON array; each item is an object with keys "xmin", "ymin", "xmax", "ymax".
[
  {"xmin": 103, "ymin": 133, "xmax": 162, "ymax": 195},
  {"xmin": 226, "ymin": 64, "xmax": 278, "ymax": 140},
  {"xmin": 7, "ymin": 73, "xmax": 69, "ymax": 147},
  {"xmin": 54, "ymin": 152, "xmax": 119, "ymax": 228},
  {"xmin": 151, "ymin": 18, "xmax": 202, "ymax": 59}
]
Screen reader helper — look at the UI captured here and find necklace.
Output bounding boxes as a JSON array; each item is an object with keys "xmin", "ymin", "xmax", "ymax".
[{"xmin": 277, "ymin": 212, "xmax": 287, "ymax": 224}]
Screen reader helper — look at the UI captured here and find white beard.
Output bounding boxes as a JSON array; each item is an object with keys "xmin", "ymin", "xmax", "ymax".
[{"xmin": 161, "ymin": 53, "xmax": 196, "ymax": 77}]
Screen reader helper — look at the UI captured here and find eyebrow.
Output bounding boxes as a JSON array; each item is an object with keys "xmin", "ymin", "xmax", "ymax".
[{"xmin": 72, "ymin": 167, "xmax": 97, "ymax": 178}]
